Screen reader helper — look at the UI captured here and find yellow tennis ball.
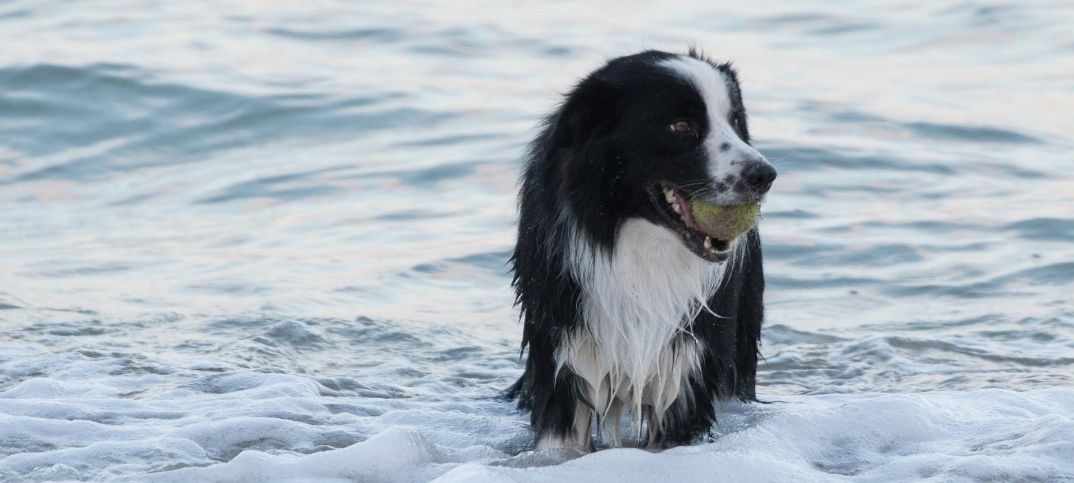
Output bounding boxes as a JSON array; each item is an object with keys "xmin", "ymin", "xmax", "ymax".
[{"xmin": 690, "ymin": 201, "xmax": 760, "ymax": 240}]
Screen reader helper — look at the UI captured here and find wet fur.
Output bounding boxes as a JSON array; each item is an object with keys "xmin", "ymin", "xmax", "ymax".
[{"xmin": 505, "ymin": 50, "xmax": 767, "ymax": 449}]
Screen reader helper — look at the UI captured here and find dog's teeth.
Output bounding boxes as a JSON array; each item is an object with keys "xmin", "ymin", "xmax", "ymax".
[
  {"xmin": 664, "ymin": 189, "xmax": 675, "ymax": 204},
  {"xmin": 704, "ymin": 237, "xmax": 713, "ymax": 250},
  {"xmin": 672, "ymin": 202, "xmax": 681, "ymax": 214}
]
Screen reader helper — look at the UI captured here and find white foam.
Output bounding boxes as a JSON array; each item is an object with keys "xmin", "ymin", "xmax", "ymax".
[
  {"xmin": 6, "ymin": 319, "xmax": 1069, "ymax": 480},
  {"xmin": 146, "ymin": 428, "xmax": 442, "ymax": 483},
  {"xmin": 123, "ymin": 388, "xmax": 1074, "ymax": 482}
]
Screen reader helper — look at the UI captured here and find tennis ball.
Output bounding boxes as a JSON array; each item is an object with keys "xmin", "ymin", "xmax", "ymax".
[{"xmin": 690, "ymin": 201, "xmax": 759, "ymax": 241}]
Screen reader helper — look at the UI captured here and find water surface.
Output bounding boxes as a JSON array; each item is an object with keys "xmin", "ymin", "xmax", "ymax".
[{"xmin": 1, "ymin": 1, "xmax": 1073, "ymax": 481}]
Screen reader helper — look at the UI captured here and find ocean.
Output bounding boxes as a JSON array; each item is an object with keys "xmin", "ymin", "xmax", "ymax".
[{"xmin": 1, "ymin": 1, "xmax": 1073, "ymax": 481}]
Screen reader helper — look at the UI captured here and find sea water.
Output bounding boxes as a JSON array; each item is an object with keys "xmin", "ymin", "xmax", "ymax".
[{"xmin": 2, "ymin": 1, "xmax": 1073, "ymax": 481}]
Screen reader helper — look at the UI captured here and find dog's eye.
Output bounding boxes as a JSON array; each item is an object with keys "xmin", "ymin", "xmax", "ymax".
[
  {"xmin": 669, "ymin": 120, "xmax": 697, "ymax": 136},
  {"xmin": 731, "ymin": 116, "xmax": 744, "ymax": 133}
]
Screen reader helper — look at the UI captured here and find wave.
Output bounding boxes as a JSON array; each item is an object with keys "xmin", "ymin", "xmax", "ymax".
[{"xmin": 134, "ymin": 389, "xmax": 1074, "ymax": 482}]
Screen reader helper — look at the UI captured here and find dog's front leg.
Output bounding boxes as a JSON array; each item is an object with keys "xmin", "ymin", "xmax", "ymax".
[{"xmin": 535, "ymin": 403, "xmax": 592, "ymax": 452}]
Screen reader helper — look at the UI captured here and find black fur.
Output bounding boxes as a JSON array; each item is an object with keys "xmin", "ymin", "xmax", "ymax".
[{"xmin": 506, "ymin": 50, "xmax": 767, "ymax": 448}]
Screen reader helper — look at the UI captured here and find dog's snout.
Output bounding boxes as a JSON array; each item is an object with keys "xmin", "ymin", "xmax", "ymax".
[{"xmin": 742, "ymin": 160, "xmax": 777, "ymax": 195}]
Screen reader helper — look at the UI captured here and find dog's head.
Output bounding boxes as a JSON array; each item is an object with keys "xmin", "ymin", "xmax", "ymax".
[{"xmin": 543, "ymin": 50, "xmax": 776, "ymax": 262}]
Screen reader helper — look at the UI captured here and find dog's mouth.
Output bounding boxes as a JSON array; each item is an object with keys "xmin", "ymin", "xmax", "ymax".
[{"xmin": 649, "ymin": 182, "xmax": 733, "ymax": 263}]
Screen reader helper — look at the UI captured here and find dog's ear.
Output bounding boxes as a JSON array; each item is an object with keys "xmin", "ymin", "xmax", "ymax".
[{"xmin": 549, "ymin": 79, "xmax": 619, "ymax": 148}]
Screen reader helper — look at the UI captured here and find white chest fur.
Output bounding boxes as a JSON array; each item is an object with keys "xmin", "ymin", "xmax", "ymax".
[{"xmin": 556, "ymin": 218, "xmax": 733, "ymax": 446}]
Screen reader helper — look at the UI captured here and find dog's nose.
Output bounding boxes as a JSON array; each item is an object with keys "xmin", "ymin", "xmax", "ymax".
[{"xmin": 742, "ymin": 160, "xmax": 777, "ymax": 195}]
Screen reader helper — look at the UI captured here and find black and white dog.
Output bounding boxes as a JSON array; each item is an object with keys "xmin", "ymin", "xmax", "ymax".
[{"xmin": 506, "ymin": 50, "xmax": 776, "ymax": 451}]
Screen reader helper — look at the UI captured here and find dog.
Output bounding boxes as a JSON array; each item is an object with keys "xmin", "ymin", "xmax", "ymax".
[{"xmin": 505, "ymin": 49, "xmax": 776, "ymax": 451}]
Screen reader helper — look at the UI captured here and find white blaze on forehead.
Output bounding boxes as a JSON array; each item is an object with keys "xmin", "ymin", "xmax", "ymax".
[{"xmin": 658, "ymin": 56, "xmax": 735, "ymax": 124}]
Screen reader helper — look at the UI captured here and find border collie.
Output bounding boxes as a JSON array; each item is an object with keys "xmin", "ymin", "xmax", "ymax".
[{"xmin": 506, "ymin": 49, "xmax": 776, "ymax": 451}]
